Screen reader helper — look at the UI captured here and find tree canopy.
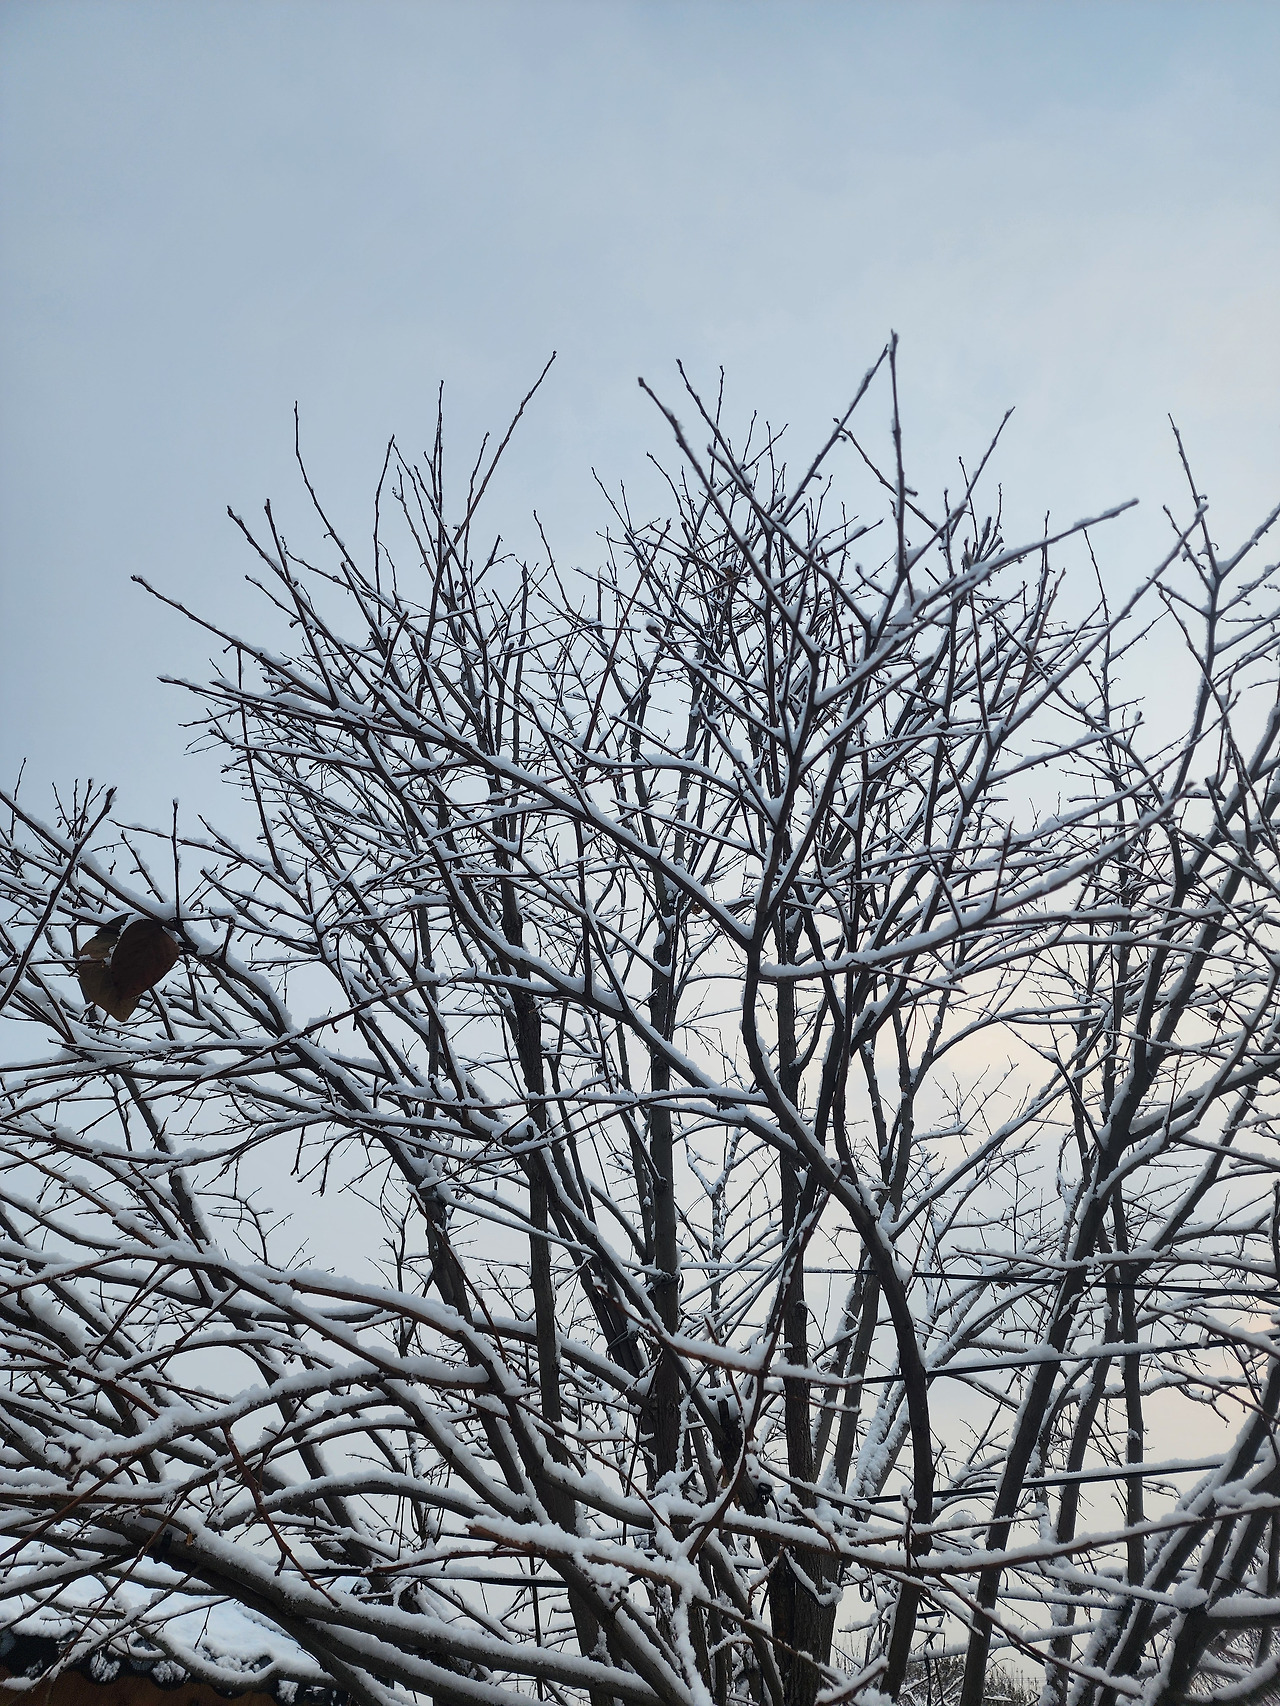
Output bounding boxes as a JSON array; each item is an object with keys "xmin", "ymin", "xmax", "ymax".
[{"xmin": 3, "ymin": 345, "xmax": 1280, "ymax": 1706}]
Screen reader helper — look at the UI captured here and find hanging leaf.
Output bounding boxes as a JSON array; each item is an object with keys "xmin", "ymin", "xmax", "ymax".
[{"xmin": 76, "ymin": 917, "xmax": 179, "ymax": 1020}]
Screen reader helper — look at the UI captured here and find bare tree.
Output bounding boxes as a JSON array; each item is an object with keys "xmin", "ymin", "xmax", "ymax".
[{"xmin": 2, "ymin": 345, "xmax": 1279, "ymax": 1706}]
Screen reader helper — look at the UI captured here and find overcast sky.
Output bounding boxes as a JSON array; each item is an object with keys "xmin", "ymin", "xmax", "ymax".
[{"xmin": 2, "ymin": 0, "xmax": 1277, "ymax": 829}]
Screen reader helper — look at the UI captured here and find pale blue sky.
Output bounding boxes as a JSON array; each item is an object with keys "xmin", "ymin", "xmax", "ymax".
[{"xmin": 2, "ymin": 0, "xmax": 1277, "ymax": 825}]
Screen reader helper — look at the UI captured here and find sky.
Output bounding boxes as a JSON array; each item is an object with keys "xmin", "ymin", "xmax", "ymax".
[
  {"xmin": 2, "ymin": 0, "xmax": 1278, "ymax": 831},
  {"xmin": 1, "ymin": 2, "xmax": 1276, "ymax": 1619}
]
